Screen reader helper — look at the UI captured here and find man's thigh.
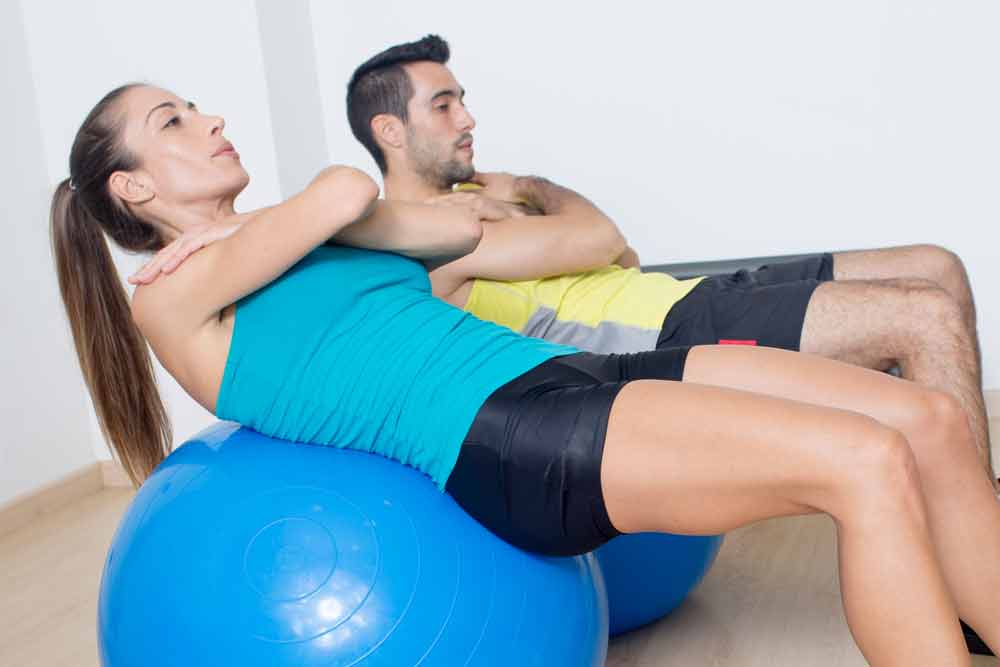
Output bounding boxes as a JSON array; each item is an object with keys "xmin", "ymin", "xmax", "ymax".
[
  {"xmin": 798, "ymin": 278, "xmax": 945, "ymax": 370},
  {"xmin": 832, "ymin": 244, "xmax": 955, "ymax": 283}
]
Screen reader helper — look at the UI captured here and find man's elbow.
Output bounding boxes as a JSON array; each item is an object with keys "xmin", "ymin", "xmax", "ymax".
[
  {"xmin": 572, "ymin": 223, "xmax": 626, "ymax": 270},
  {"xmin": 595, "ymin": 221, "xmax": 627, "ymax": 265}
]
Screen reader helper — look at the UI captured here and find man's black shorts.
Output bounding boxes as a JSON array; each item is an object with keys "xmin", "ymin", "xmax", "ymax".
[{"xmin": 657, "ymin": 253, "xmax": 835, "ymax": 351}]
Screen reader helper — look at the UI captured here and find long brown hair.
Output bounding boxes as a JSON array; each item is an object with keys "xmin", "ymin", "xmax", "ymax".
[{"xmin": 50, "ymin": 83, "xmax": 172, "ymax": 487}]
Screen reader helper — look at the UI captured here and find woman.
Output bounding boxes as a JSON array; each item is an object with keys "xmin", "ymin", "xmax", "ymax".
[{"xmin": 52, "ymin": 83, "xmax": 998, "ymax": 665}]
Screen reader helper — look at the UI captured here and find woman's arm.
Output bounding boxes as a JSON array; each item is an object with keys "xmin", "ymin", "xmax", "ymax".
[
  {"xmin": 131, "ymin": 198, "xmax": 484, "ymax": 286},
  {"xmin": 330, "ymin": 200, "xmax": 483, "ymax": 260},
  {"xmin": 131, "ymin": 166, "xmax": 378, "ymax": 330}
]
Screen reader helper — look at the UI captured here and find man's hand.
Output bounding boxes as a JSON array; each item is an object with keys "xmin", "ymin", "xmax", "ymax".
[
  {"xmin": 466, "ymin": 171, "xmax": 522, "ymax": 204},
  {"xmin": 128, "ymin": 219, "xmax": 245, "ymax": 285},
  {"xmin": 425, "ymin": 191, "xmax": 525, "ymax": 222}
]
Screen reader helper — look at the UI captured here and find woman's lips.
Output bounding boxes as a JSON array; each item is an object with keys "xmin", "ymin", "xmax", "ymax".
[{"xmin": 213, "ymin": 142, "xmax": 239, "ymax": 159}]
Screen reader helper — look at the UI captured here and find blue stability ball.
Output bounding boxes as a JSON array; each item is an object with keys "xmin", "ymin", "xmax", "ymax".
[
  {"xmin": 596, "ymin": 532, "xmax": 724, "ymax": 636},
  {"xmin": 99, "ymin": 423, "xmax": 609, "ymax": 666}
]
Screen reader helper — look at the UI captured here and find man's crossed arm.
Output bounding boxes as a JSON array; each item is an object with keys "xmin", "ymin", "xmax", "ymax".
[{"xmin": 421, "ymin": 172, "xmax": 637, "ymax": 302}]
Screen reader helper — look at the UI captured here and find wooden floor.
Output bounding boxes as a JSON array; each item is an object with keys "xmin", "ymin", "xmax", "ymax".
[{"xmin": 1, "ymin": 488, "xmax": 997, "ymax": 666}]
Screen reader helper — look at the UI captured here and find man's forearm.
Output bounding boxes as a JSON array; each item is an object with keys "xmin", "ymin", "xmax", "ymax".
[{"xmin": 507, "ymin": 175, "xmax": 627, "ymax": 267}]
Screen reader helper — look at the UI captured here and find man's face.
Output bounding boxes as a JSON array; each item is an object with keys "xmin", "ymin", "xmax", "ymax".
[{"xmin": 401, "ymin": 61, "xmax": 476, "ymax": 188}]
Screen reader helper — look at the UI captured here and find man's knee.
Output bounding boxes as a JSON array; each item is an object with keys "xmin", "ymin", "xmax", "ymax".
[
  {"xmin": 888, "ymin": 283, "xmax": 971, "ymax": 357},
  {"xmin": 911, "ymin": 244, "xmax": 974, "ymax": 308},
  {"xmin": 911, "ymin": 243, "xmax": 964, "ymax": 279},
  {"xmin": 910, "ymin": 281, "xmax": 962, "ymax": 320}
]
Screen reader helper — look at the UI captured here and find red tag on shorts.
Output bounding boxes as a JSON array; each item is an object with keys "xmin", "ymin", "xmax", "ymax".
[{"xmin": 718, "ymin": 339, "xmax": 758, "ymax": 346}]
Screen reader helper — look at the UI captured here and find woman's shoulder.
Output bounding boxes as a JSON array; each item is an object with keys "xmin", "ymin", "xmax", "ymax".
[{"xmin": 130, "ymin": 247, "xmax": 233, "ymax": 370}]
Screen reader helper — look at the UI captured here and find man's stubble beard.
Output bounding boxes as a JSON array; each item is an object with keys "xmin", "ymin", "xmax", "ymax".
[{"xmin": 407, "ymin": 135, "xmax": 475, "ymax": 190}]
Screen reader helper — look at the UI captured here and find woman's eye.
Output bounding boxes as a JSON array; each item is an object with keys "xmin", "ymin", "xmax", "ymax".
[
  {"xmin": 164, "ymin": 116, "xmax": 180, "ymax": 128},
  {"xmin": 436, "ymin": 105, "xmax": 448, "ymax": 112}
]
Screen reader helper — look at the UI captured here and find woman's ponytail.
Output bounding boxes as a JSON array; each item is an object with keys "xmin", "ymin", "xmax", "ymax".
[{"xmin": 50, "ymin": 84, "xmax": 172, "ymax": 486}]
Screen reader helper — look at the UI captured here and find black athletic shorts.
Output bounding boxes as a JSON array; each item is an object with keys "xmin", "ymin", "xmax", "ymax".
[
  {"xmin": 657, "ymin": 253, "xmax": 835, "ymax": 351},
  {"xmin": 444, "ymin": 348, "xmax": 690, "ymax": 557}
]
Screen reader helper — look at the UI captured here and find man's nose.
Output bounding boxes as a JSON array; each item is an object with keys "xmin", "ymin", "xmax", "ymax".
[{"xmin": 459, "ymin": 107, "xmax": 476, "ymax": 132}]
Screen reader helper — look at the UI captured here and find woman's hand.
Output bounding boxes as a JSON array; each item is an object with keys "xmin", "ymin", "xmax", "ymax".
[{"xmin": 128, "ymin": 219, "xmax": 246, "ymax": 285}]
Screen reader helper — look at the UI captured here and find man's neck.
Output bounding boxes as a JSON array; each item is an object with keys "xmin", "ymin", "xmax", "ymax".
[{"xmin": 382, "ymin": 169, "xmax": 450, "ymax": 202}]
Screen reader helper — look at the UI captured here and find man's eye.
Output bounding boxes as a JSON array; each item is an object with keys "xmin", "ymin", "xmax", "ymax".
[{"xmin": 436, "ymin": 105, "xmax": 448, "ymax": 111}]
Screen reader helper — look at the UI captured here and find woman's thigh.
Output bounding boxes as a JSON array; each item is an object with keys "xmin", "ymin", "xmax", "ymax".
[
  {"xmin": 681, "ymin": 344, "xmax": 962, "ymax": 450},
  {"xmin": 599, "ymin": 375, "xmax": 906, "ymax": 535}
]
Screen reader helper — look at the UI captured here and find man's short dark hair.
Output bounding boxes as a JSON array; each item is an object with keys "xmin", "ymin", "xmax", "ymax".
[{"xmin": 346, "ymin": 35, "xmax": 450, "ymax": 173}]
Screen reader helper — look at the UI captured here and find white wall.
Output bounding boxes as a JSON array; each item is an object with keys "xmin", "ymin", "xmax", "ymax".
[
  {"xmin": 311, "ymin": 0, "xmax": 1000, "ymax": 386},
  {"xmin": 256, "ymin": 0, "xmax": 330, "ymax": 198},
  {"xmin": 6, "ymin": 1, "xmax": 1000, "ymax": 502},
  {"xmin": 0, "ymin": 0, "xmax": 96, "ymax": 505},
  {"xmin": 11, "ymin": 0, "xmax": 283, "ymax": 472}
]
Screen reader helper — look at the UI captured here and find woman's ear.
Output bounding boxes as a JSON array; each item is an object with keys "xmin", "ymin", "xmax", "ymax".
[{"xmin": 109, "ymin": 170, "xmax": 155, "ymax": 205}]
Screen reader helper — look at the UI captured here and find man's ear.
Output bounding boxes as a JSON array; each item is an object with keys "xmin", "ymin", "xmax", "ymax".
[
  {"xmin": 108, "ymin": 170, "xmax": 155, "ymax": 205},
  {"xmin": 371, "ymin": 114, "xmax": 405, "ymax": 150}
]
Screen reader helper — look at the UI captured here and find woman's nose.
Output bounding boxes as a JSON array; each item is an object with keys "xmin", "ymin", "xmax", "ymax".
[{"xmin": 210, "ymin": 116, "xmax": 226, "ymax": 135}]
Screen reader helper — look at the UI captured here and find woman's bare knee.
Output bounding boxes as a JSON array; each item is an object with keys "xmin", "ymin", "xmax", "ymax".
[
  {"xmin": 898, "ymin": 389, "xmax": 985, "ymax": 488},
  {"xmin": 832, "ymin": 423, "xmax": 928, "ymax": 524},
  {"xmin": 900, "ymin": 389, "xmax": 971, "ymax": 450}
]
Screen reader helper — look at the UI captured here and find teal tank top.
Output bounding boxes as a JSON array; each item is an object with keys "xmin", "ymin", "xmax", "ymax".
[{"xmin": 215, "ymin": 244, "xmax": 577, "ymax": 490}]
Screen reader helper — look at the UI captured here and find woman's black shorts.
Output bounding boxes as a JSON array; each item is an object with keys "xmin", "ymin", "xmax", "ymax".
[{"xmin": 444, "ymin": 348, "xmax": 690, "ymax": 557}]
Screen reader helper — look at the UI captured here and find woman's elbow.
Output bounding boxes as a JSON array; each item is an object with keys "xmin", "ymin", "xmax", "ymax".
[
  {"xmin": 311, "ymin": 166, "xmax": 380, "ymax": 222},
  {"xmin": 457, "ymin": 209, "xmax": 485, "ymax": 255}
]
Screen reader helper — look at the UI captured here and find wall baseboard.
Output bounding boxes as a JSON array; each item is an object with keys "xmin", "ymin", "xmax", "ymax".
[
  {"xmin": 0, "ymin": 463, "xmax": 104, "ymax": 539},
  {"xmin": 4, "ymin": 390, "xmax": 999, "ymax": 538}
]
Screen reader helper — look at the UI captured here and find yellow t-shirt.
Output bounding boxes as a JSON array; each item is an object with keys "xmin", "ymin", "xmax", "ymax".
[{"xmin": 464, "ymin": 266, "xmax": 704, "ymax": 353}]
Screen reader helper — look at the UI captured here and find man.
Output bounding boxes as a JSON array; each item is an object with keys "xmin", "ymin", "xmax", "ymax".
[{"xmin": 346, "ymin": 35, "xmax": 992, "ymax": 487}]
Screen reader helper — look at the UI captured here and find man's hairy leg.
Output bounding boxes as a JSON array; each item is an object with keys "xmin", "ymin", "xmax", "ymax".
[
  {"xmin": 832, "ymin": 244, "xmax": 978, "ymax": 344},
  {"xmin": 799, "ymin": 279, "xmax": 997, "ymax": 491}
]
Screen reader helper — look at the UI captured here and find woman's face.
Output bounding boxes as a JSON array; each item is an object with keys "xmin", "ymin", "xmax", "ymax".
[{"xmin": 116, "ymin": 85, "xmax": 249, "ymax": 210}]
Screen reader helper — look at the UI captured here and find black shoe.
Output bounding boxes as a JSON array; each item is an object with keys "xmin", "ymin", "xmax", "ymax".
[{"xmin": 962, "ymin": 618, "xmax": 993, "ymax": 656}]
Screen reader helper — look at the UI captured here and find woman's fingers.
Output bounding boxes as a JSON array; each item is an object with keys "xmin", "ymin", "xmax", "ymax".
[
  {"xmin": 129, "ymin": 239, "xmax": 180, "ymax": 284},
  {"xmin": 128, "ymin": 222, "xmax": 241, "ymax": 284},
  {"xmin": 162, "ymin": 238, "xmax": 206, "ymax": 274}
]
